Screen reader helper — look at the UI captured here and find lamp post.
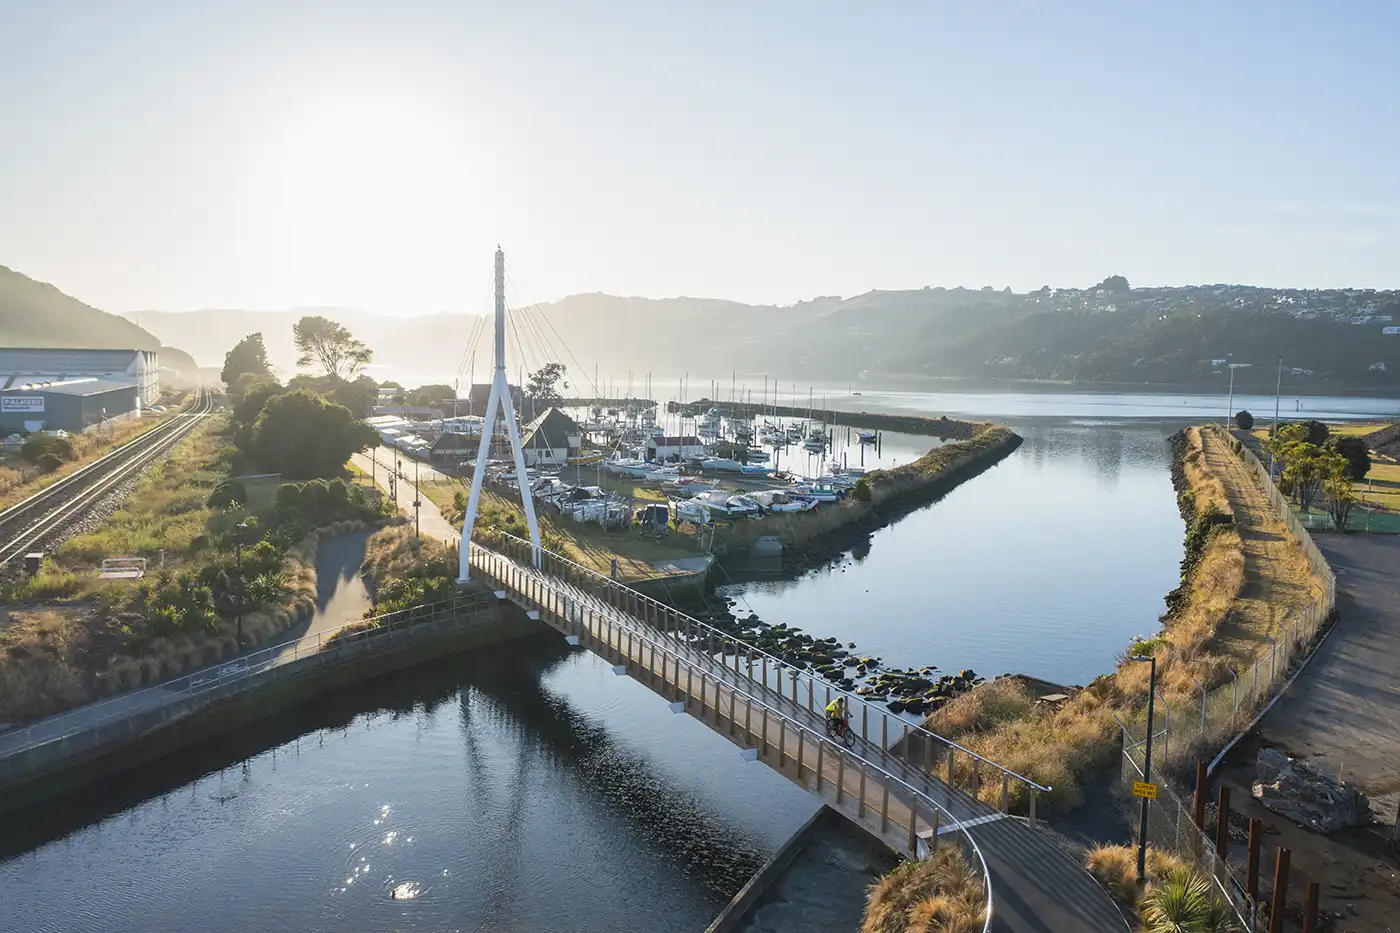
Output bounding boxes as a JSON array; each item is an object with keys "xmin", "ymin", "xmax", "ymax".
[
  {"xmin": 234, "ymin": 519, "xmax": 250, "ymax": 649},
  {"xmin": 1130, "ymin": 653, "xmax": 1158, "ymax": 884},
  {"xmin": 413, "ymin": 459, "xmax": 421, "ymax": 540}
]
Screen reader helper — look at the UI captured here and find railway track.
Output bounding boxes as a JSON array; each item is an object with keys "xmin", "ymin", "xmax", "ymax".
[{"xmin": 0, "ymin": 389, "xmax": 214, "ymax": 566}]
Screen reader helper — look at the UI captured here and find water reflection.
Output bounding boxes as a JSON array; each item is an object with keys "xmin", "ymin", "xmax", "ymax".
[
  {"xmin": 719, "ymin": 420, "xmax": 1186, "ymax": 687},
  {"xmin": 0, "ymin": 634, "xmax": 811, "ymax": 933}
]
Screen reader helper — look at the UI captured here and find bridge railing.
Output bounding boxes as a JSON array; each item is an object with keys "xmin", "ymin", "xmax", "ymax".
[
  {"xmin": 487, "ymin": 530, "xmax": 1050, "ymax": 822},
  {"xmin": 0, "ymin": 591, "xmax": 493, "ymax": 762},
  {"xmin": 468, "ymin": 540, "xmax": 994, "ymax": 931}
]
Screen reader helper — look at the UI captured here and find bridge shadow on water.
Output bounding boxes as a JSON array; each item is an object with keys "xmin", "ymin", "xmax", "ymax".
[{"xmin": 0, "ymin": 631, "xmax": 773, "ymax": 896}]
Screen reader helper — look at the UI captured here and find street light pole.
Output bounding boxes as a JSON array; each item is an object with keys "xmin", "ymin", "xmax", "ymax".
[
  {"xmin": 414, "ymin": 460, "xmax": 421, "ymax": 540},
  {"xmin": 234, "ymin": 520, "xmax": 250, "ymax": 649},
  {"xmin": 1225, "ymin": 364, "xmax": 1234, "ymax": 428},
  {"xmin": 1132, "ymin": 653, "xmax": 1158, "ymax": 884}
]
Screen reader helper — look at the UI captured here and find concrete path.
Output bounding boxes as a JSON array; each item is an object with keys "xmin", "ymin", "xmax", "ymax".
[{"xmin": 1258, "ymin": 532, "xmax": 1400, "ymax": 823}]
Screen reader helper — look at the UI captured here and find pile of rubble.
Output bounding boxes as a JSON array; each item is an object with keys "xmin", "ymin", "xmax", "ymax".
[{"xmin": 1252, "ymin": 747, "xmax": 1371, "ymax": 833}]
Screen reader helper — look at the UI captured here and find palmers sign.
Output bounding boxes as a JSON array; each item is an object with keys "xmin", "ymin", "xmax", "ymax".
[{"xmin": 1, "ymin": 396, "xmax": 45, "ymax": 413}]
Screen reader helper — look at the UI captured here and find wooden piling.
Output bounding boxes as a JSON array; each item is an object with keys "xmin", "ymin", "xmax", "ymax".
[
  {"xmin": 1303, "ymin": 880, "xmax": 1320, "ymax": 933},
  {"xmin": 1246, "ymin": 818, "xmax": 1262, "ymax": 905},
  {"xmin": 1269, "ymin": 847, "xmax": 1291, "ymax": 933},
  {"xmin": 1215, "ymin": 785, "xmax": 1231, "ymax": 861}
]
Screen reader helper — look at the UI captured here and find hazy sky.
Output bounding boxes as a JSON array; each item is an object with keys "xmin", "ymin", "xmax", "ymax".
[{"xmin": 2, "ymin": 2, "xmax": 1397, "ymax": 316}]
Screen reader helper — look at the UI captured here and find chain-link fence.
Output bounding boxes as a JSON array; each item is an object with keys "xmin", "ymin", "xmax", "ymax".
[{"xmin": 1119, "ymin": 723, "xmax": 1259, "ymax": 929}]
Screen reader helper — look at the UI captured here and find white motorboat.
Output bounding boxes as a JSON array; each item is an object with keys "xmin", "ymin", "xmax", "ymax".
[
  {"xmin": 695, "ymin": 456, "xmax": 742, "ymax": 472},
  {"xmin": 748, "ymin": 489, "xmax": 815, "ymax": 513},
  {"xmin": 745, "ymin": 448, "xmax": 770, "ymax": 462},
  {"xmin": 673, "ymin": 498, "xmax": 711, "ymax": 524},
  {"xmin": 788, "ymin": 482, "xmax": 844, "ymax": 504},
  {"xmin": 857, "ymin": 430, "xmax": 877, "ymax": 444},
  {"xmin": 691, "ymin": 490, "xmax": 760, "ymax": 519},
  {"xmin": 663, "ymin": 476, "xmax": 719, "ymax": 496}
]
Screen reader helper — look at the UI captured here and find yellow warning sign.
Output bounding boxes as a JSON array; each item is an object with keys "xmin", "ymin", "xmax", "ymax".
[{"xmin": 1132, "ymin": 781, "xmax": 1158, "ymax": 799}]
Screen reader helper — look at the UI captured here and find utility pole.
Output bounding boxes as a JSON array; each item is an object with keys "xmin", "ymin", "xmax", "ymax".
[
  {"xmin": 1270, "ymin": 359, "xmax": 1283, "ymax": 479},
  {"xmin": 458, "ymin": 247, "xmax": 542, "ymax": 583},
  {"xmin": 1133, "ymin": 654, "xmax": 1158, "ymax": 884},
  {"xmin": 1226, "ymin": 364, "xmax": 1234, "ymax": 428}
]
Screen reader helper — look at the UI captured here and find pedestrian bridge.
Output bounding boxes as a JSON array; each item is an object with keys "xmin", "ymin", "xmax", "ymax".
[{"xmin": 470, "ymin": 534, "xmax": 1128, "ymax": 933}]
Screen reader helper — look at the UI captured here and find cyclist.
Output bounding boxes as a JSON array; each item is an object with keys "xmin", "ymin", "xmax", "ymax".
[{"xmin": 825, "ymin": 695, "xmax": 849, "ymax": 733}]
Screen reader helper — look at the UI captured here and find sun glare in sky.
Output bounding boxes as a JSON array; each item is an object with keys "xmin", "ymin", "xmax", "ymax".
[{"xmin": 237, "ymin": 84, "xmax": 487, "ymax": 310}]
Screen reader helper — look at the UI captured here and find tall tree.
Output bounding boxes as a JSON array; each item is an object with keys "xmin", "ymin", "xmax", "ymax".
[
  {"xmin": 293, "ymin": 315, "xmax": 373, "ymax": 382},
  {"xmin": 1328, "ymin": 435, "xmax": 1372, "ymax": 482},
  {"xmin": 1322, "ymin": 450, "xmax": 1358, "ymax": 532},
  {"xmin": 525, "ymin": 362, "xmax": 567, "ymax": 403},
  {"xmin": 221, "ymin": 333, "xmax": 271, "ymax": 388}
]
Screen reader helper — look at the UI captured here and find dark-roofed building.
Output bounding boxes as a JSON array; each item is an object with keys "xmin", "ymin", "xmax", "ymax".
[
  {"xmin": 0, "ymin": 347, "xmax": 159, "ymax": 406},
  {"xmin": 645, "ymin": 435, "xmax": 706, "ymax": 460},
  {"xmin": 520, "ymin": 408, "xmax": 584, "ymax": 466},
  {"xmin": 0, "ymin": 377, "xmax": 141, "ymax": 433},
  {"xmin": 429, "ymin": 431, "xmax": 479, "ymax": 463}
]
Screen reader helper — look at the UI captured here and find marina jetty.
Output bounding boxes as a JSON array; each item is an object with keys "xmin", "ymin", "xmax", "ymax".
[{"xmin": 667, "ymin": 397, "xmax": 982, "ymax": 440}]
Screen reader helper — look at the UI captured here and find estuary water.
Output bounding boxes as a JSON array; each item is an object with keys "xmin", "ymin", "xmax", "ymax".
[{"xmin": 6, "ymin": 389, "xmax": 1396, "ymax": 932}]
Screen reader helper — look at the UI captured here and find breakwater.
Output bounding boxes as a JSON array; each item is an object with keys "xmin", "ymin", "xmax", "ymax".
[
  {"xmin": 667, "ymin": 398, "xmax": 983, "ymax": 439},
  {"xmin": 719, "ymin": 424, "xmax": 1021, "ymax": 557}
]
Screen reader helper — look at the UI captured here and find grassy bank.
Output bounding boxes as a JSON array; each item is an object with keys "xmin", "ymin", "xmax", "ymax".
[
  {"xmin": 418, "ymin": 480, "xmax": 705, "ymax": 582},
  {"xmin": 721, "ymin": 424, "xmax": 1020, "ymax": 554},
  {"xmin": 918, "ymin": 424, "xmax": 1321, "ymax": 811},
  {"xmin": 0, "ymin": 416, "xmax": 390, "ymax": 723}
]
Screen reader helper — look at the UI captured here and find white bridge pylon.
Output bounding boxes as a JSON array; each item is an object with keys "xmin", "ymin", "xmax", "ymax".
[{"xmin": 457, "ymin": 247, "xmax": 542, "ymax": 583}]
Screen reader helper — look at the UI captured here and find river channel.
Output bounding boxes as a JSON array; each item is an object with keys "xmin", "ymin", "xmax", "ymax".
[{"xmin": 5, "ymin": 390, "xmax": 1397, "ymax": 932}]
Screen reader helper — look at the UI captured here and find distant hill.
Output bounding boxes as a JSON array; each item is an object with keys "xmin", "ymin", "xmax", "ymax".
[
  {"xmin": 1, "ymin": 265, "xmax": 160, "ymax": 350},
  {"xmin": 0, "ymin": 265, "xmax": 199, "ymax": 385},
  {"xmin": 128, "ymin": 283, "xmax": 1400, "ymax": 393}
]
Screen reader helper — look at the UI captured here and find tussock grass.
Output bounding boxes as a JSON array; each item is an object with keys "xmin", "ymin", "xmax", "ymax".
[
  {"xmin": 927, "ymin": 677, "xmax": 1035, "ymax": 736},
  {"xmin": 862, "ymin": 847, "xmax": 988, "ymax": 933},
  {"xmin": 1085, "ymin": 844, "xmax": 1204, "ymax": 926}
]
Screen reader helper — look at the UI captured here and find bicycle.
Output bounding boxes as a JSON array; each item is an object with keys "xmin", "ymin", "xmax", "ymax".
[{"xmin": 825, "ymin": 715, "xmax": 857, "ymax": 748}]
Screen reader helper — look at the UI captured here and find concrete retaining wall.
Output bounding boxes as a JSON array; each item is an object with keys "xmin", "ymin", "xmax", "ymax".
[
  {"xmin": 704, "ymin": 806, "xmax": 836, "ymax": 933},
  {"xmin": 0, "ymin": 601, "xmax": 542, "ymax": 815}
]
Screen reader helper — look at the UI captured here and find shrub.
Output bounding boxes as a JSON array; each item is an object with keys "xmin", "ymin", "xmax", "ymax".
[
  {"xmin": 1140, "ymin": 866, "xmax": 1241, "ymax": 933},
  {"xmin": 1232, "ymin": 410, "xmax": 1254, "ymax": 431},
  {"xmin": 242, "ymin": 390, "xmax": 378, "ymax": 479},
  {"xmin": 21, "ymin": 433, "xmax": 75, "ymax": 467},
  {"xmin": 207, "ymin": 479, "xmax": 248, "ymax": 509},
  {"xmin": 852, "ymin": 476, "xmax": 873, "ymax": 502}
]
